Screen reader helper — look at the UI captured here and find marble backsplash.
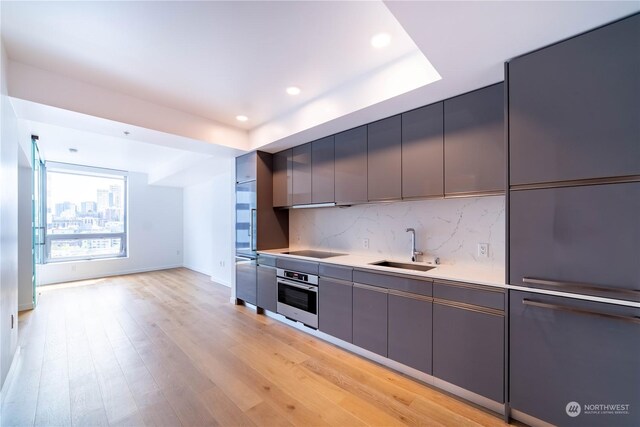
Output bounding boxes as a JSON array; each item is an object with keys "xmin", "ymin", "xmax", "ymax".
[{"xmin": 289, "ymin": 196, "xmax": 505, "ymax": 271}]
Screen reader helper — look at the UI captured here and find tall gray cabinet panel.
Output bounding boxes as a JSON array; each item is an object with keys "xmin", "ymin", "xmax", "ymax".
[
  {"xmin": 335, "ymin": 126, "xmax": 368, "ymax": 204},
  {"xmin": 509, "ymin": 182, "xmax": 640, "ymax": 301},
  {"xmin": 318, "ymin": 277, "xmax": 352, "ymax": 343},
  {"xmin": 256, "ymin": 265, "xmax": 277, "ymax": 312},
  {"xmin": 401, "ymin": 103, "xmax": 444, "ymax": 199},
  {"xmin": 273, "ymin": 149, "xmax": 292, "ymax": 207},
  {"xmin": 433, "ymin": 302, "xmax": 504, "ymax": 402},
  {"xmin": 510, "ymin": 290, "xmax": 640, "ymax": 427},
  {"xmin": 236, "ymin": 152, "xmax": 256, "ymax": 183},
  {"xmin": 292, "ymin": 143, "xmax": 312, "ymax": 205},
  {"xmin": 236, "ymin": 260, "xmax": 256, "ymax": 305},
  {"xmin": 352, "ymin": 284, "xmax": 387, "ymax": 357},
  {"xmin": 312, "ymin": 136, "xmax": 335, "ymax": 204},
  {"xmin": 444, "ymin": 83, "xmax": 505, "ymax": 195},
  {"xmin": 388, "ymin": 293, "xmax": 432, "ymax": 374},
  {"xmin": 509, "ymin": 14, "xmax": 640, "ymax": 185},
  {"xmin": 368, "ymin": 115, "xmax": 402, "ymax": 201}
]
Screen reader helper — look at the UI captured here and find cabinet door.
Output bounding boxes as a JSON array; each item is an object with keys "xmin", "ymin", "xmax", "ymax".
[
  {"xmin": 256, "ymin": 265, "xmax": 277, "ymax": 312},
  {"xmin": 236, "ymin": 260, "xmax": 257, "ymax": 305},
  {"xmin": 273, "ymin": 149, "xmax": 292, "ymax": 207},
  {"xmin": 312, "ymin": 136, "xmax": 335, "ymax": 204},
  {"xmin": 388, "ymin": 292, "xmax": 432, "ymax": 374},
  {"xmin": 509, "ymin": 182, "xmax": 640, "ymax": 301},
  {"xmin": 433, "ymin": 302, "xmax": 504, "ymax": 402},
  {"xmin": 444, "ymin": 83, "xmax": 504, "ymax": 195},
  {"xmin": 510, "ymin": 291, "xmax": 640, "ymax": 427},
  {"xmin": 236, "ymin": 152, "xmax": 256, "ymax": 183},
  {"xmin": 368, "ymin": 115, "xmax": 402, "ymax": 201},
  {"xmin": 509, "ymin": 14, "xmax": 640, "ymax": 185},
  {"xmin": 292, "ymin": 143, "xmax": 312, "ymax": 205},
  {"xmin": 319, "ymin": 277, "xmax": 352, "ymax": 343},
  {"xmin": 352, "ymin": 284, "xmax": 387, "ymax": 357},
  {"xmin": 335, "ymin": 126, "xmax": 367, "ymax": 204},
  {"xmin": 402, "ymin": 103, "xmax": 444, "ymax": 198}
]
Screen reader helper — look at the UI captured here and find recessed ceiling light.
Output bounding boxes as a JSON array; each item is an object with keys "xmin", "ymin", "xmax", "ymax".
[
  {"xmin": 236, "ymin": 115, "xmax": 248, "ymax": 122},
  {"xmin": 286, "ymin": 86, "xmax": 301, "ymax": 96},
  {"xmin": 371, "ymin": 33, "xmax": 391, "ymax": 48},
  {"xmin": 123, "ymin": 131, "xmax": 130, "ymax": 136},
  {"xmin": 69, "ymin": 148, "xmax": 78, "ymax": 153}
]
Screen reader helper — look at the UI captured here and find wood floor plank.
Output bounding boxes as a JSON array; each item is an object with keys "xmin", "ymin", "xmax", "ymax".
[{"xmin": 2, "ymin": 268, "xmax": 513, "ymax": 427}]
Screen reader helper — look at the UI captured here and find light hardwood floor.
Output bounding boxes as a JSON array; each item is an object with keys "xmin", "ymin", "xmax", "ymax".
[{"xmin": 1, "ymin": 268, "xmax": 516, "ymax": 427}]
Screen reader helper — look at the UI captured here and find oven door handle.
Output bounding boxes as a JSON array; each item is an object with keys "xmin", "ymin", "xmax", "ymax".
[{"xmin": 278, "ymin": 279, "xmax": 318, "ymax": 292}]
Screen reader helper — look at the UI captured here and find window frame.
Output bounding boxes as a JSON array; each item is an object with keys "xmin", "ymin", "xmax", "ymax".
[{"xmin": 44, "ymin": 162, "xmax": 129, "ymax": 263}]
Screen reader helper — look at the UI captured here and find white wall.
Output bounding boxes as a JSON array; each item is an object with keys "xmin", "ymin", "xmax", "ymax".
[
  {"xmin": 0, "ymin": 41, "xmax": 20, "ymax": 390},
  {"xmin": 40, "ymin": 172, "xmax": 184, "ymax": 285},
  {"xmin": 290, "ymin": 195, "xmax": 505, "ymax": 273},
  {"xmin": 183, "ymin": 162, "xmax": 234, "ymax": 287},
  {"xmin": 18, "ymin": 165, "xmax": 33, "ymax": 311}
]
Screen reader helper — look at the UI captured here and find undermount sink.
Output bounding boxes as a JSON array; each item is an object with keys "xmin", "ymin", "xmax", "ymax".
[{"xmin": 368, "ymin": 261, "xmax": 435, "ymax": 272}]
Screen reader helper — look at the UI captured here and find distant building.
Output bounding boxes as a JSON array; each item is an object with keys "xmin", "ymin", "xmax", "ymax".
[
  {"xmin": 80, "ymin": 201, "xmax": 97, "ymax": 214},
  {"xmin": 54, "ymin": 201, "xmax": 76, "ymax": 218},
  {"xmin": 97, "ymin": 189, "xmax": 109, "ymax": 214}
]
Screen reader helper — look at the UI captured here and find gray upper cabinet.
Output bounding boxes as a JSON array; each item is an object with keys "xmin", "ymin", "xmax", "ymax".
[
  {"xmin": 510, "ymin": 290, "xmax": 640, "ymax": 427},
  {"xmin": 292, "ymin": 143, "xmax": 312, "ymax": 205},
  {"xmin": 335, "ymin": 126, "xmax": 368, "ymax": 204},
  {"xmin": 311, "ymin": 136, "xmax": 335, "ymax": 204},
  {"xmin": 509, "ymin": 14, "xmax": 640, "ymax": 185},
  {"xmin": 444, "ymin": 83, "xmax": 505, "ymax": 195},
  {"xmin": 509, "ymin": 182, "xmax": 640, "ymax": 302},
  {"xmin": 352, "ymin": 284, "xmax": 388, "ymax": 357},
  {"xmin": 236, "ymin": 152, "xmax": 256, "ymax": 183},
  {"xmin": 318, "ymin": 277, "xmax": 353, "ymax": 343},
  {"xmin": 272, "ymin": 149, "xmax": 292, "ymax": 207},
  {"xmin": 388, "ymin": 292, "xmax": 432, "ymax": 374},
  {"xmin": 368, "ymin": 115, "xmax": 402, "ymax": 201},
  {"xmin": 402, "ymin": 103, "xmax": 444, "ymax": 199}
]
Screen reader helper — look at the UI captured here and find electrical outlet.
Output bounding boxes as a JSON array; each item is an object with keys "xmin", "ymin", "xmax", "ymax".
[
  {"xmin": 478, "ymin": 243, "xmax": 489, "ymax": 258},
  {"xmin": 363, "ymin": 238, "xmax": 370, "ymax": 249}
]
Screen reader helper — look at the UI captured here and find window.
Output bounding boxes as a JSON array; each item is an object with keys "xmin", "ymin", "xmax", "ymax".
[{"xmin": 45, "ymin": 163, "xmax": 128, "ymax": 262}]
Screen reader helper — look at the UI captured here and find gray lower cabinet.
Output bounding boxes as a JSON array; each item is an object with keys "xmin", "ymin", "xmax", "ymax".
[
  {"xmin": 352, "ymin": 283, "xmax": 388, "ymax": 357},
  {"xmin": 292, "ymin": 143, "xmax": 312, "ymax": 205},
  {"xmin": 335, "ymin": 125, "xmax": 367, "ymax": 204},
  {"xmin": 444, "ymin": 83, "xmax": 505, "ymax": 195},
  {"xmin": 236, "ymin": 260, "xmax": 257, "ymax": 305},
  {"xmin": 388, "ymin": 292, "xmax": 432, "ymax": 374},
  {"xmin": 508, "ymin": 14, "xmax": 640, "ymax": 185},
  {"xmin": 509, "ymin": 182, "xmax": 640, "ymax": 301},
  {"xmin": 402, "ymin": 102, "xmax": 444, "ymax": 199},
  {"xmin": 256, "ymin": 265, "xmax": 277, "ymax": 312},
  {"xmin": 318, "ymin": 277, "xmax": 352, "ymax": 343},
  {"xmin": 312, "ymin": 136, "xmax": 335, "ymax": 204},
  {"xmin": 368, "ymin": 115, "xmax": 402, "ymax": 201},
  {"xmin": 510, "ymin": 290, "xmax": 640, "ymax": 427},
  {"xmin": 273, "ymin": 149, "xmax": 292, "ymax": 207},
  {"xmin": 433, "ymin": 301, "xmax": 504, "ymax": 402}
]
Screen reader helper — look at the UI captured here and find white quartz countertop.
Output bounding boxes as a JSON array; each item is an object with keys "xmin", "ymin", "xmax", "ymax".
[{"xmin": 258, "ymin": 248, "xmax": 506, "ymax": 288}]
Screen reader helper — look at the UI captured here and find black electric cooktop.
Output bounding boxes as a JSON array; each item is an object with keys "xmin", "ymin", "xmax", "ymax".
[{"xmin": 283, "ymin": 250, "xmax": 345, "ymax": 259}]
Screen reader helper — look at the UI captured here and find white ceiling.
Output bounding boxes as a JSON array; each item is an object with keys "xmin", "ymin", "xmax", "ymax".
[
  {"xmin": 1, "ymin": 1, "xmax": 423, "ymax": 130},
  {"xmin": 3, "ymin": 1, "xmax": 638, "ymax": 185}
]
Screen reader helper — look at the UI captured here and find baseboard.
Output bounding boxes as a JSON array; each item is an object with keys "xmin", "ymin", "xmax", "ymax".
[
  {"xmin": 18, "ymin": 302, "xmax": 34, "ymax": 312},
  {"xmin": 0, "ymin": 346, "xmax": 21, "ymax": 406},
  {"xmin": 39, "ymin": 264, "xmax": 184, "ymax": 286},
  {"xmin": 210, "ymin": 275, "xmax": 231, "ymax": 287}
]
